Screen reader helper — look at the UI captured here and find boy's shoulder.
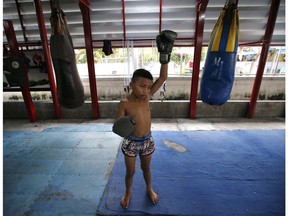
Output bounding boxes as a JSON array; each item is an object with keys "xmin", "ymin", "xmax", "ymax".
[
  {"xmin": 120, "ymin": 98, "xmax": 129, "ymax": 103},
  {"xmin": 119, "ymin": 98, "xmax": 130, "ymax": 107}
]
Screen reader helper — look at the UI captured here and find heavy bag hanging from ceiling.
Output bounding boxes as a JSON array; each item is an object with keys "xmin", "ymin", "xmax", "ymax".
[
  {"xmin": 50, "ymin": 4, "xmax": 84, "ymax": 109},
  {"xmin": 200, "ymin": 0, "xmax": 239, "ymax": 105}
]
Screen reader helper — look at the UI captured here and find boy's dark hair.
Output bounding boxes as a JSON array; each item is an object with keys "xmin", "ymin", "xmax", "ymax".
[{"xmin": 132, "ymin": 69, "xmax": 153, "ymax": 81}]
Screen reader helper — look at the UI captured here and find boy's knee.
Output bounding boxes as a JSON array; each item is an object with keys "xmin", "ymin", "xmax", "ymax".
[
  {"xmin": 141, "ymin": 164, "xmax": 150, "ymax": 173},
  {"xmin": 126, "ymin": 169, "xmax": 135, "ymax": 178}
]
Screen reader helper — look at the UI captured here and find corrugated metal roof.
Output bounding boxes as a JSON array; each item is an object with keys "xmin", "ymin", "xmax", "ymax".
[{"xmin": 3, "ymin": 0, "xmax": 286, "ymax": 48}]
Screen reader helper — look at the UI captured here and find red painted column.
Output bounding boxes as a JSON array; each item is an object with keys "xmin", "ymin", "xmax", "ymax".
[
  {"xmin": 3, "ymin": 20, "xmax": 37, "ymax": 122},
  {"xmin": 159, "ymin": 0, "xmax": 162, "ymax": 33},
  {"xmin": 34, "ymin": 0, "xmax": 62, "ymax": 119},
  {"xmin": 15, "ymin": 0, "xmax": 29, "ymax": 49},
  {"xmin": 79, "ymin": 0, "xmax": 99, "ymax": 119},
  {"xmin": 189, "ymin": 0, "xmax": 209, "ymax": 119},
  {"xmin": 121, "ymin": 0, "xmax": 127, "ymax": 41},
  {"xmin": 247, "ymin": 0, "xmax": 280, "ymax": 118}
]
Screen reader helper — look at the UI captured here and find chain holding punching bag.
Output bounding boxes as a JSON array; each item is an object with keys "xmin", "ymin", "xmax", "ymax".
[
  {"xmin": 200, "ymin": 0, "xmax": 239, "ymax": 105},
  {"xmin": 50, "ymin": 4, "xmax": 84, "ymax": 109}
]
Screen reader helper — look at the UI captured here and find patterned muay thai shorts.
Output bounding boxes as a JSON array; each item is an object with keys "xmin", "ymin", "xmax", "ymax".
[{"xmin": 121, "ymin": 133, "xmax": 155, "ymax": 157}]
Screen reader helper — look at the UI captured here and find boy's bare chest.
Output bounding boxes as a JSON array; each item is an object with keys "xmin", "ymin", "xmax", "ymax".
[{"xmin": 126, "ymin": 101, "xmax": 150, "ymax": 116}]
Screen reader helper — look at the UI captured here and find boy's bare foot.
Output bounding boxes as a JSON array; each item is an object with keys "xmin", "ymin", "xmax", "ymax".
[
  {"xmin": 147, "ymin": 189, "xmax": 158, "ymax": 204},
  {"xmin": 120, "ymin": 192, "xmax": 131, "ymax": 209}
]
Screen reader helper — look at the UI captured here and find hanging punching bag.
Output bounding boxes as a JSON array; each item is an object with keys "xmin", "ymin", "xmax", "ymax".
[
  {"xmin": 200, "ymin": 0, "xmax": 239, "ymax": 105},
  {"xmin": 50, "ymin": 7, "xmax": 85, "ymax": 109}
]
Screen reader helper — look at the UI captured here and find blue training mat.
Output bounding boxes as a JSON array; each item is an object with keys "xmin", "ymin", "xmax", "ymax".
[{"xmin": 97, "ymin": 130, "xmax": 285, "ymax": 216}]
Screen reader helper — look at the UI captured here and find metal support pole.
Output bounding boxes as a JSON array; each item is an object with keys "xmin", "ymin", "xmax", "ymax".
[
  {"xmin": 189, "ymin": 0, "xmax": 209, "ymax": 119},
  {"xmin": 121, "ymin": 0, "xmax": 127, "ymax": 41},
  {"xmin": 159, "ymin": 0, "xmax": 162, "ymax": 33},
  {"xmin": 15, "ymin": 0, "xmax": 29, "ymax": 50},
  {"xmin": 247, "ymin": 0, "xmax": 280, "ymax": 118},
  {"xmin": 79, "ymin": 0, "xmax": 100, "ymax": 119},
  {"xmin": 3, "ymin": 20, "xmax": 37, "ymax": 122},
  {"xmin": 34, "ymin": 0, "xmax": 62, "ymax": 119}
]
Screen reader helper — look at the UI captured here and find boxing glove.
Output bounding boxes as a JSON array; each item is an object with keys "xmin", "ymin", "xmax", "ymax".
[
  {"xmin": 156, "ymin": 30, "xmax": 177, "ymax": 64},
  {"xmin": 112, "ymin": 116, "xmax": 136, "ymax": 137}
]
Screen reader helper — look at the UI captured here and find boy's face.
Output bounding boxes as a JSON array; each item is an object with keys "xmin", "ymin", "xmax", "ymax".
[{"xmin": 130, "ymin": 77, "xmax": 153, "ymax": 100}]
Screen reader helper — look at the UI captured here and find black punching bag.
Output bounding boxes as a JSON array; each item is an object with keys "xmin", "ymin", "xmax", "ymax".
[{"xmin": 50, "ymin": 8, "xmax": 84, "ymax": 109}]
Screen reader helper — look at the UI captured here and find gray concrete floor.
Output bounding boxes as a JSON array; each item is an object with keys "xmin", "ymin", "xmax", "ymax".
[
  {"xmin": 2, "ymin": 117, "xmax": 285, "ymax": 216},
  {"xmin": 3, "ymin": 117, "xmax": 286, "ymax": 131}
]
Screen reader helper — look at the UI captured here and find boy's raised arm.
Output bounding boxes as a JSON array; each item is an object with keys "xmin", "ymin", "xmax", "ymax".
[
  {"xmin": 150, "ymin": 64, "xmax": 168, "ymax": 96},
  {"xmin": 150, "ymin": 30, "xmax": 177, "ymax": 96}
]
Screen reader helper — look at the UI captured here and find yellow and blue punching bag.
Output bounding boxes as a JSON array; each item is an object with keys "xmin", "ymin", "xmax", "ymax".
[{"xmin": 200, "ymin": 0, "xmax": 239, "ymax": 105}]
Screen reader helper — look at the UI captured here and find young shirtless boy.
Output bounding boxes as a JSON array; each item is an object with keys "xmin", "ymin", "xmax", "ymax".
[{"xmin": 114, "ymin": 30, "xmax": 177, "ymax": 209}]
